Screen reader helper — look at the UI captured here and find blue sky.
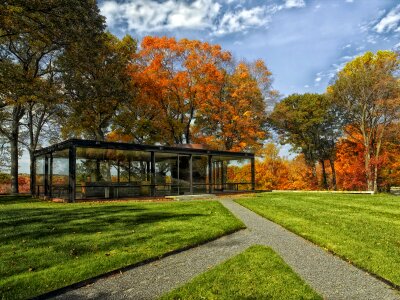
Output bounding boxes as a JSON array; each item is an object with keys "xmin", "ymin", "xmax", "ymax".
[
  {"xmin": 18, "ymin": 0, "xmax": 400, "ymax": 172},
  {"xmin": 98, "ymin": 0, "xmax": 400, "ymax": 96}
]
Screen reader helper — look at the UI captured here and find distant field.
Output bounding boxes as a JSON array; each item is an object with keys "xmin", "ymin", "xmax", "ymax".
[
  {"xmin": 236, "ymin": 192, "xmax": 400, "ymax": 287},
  {"xmin": 0, "ymin": 196, "xmax": 244, "ymax": 299},
  {"xmin": 161, "ymin": 245, "xmax": 321, "ymax": 300}
]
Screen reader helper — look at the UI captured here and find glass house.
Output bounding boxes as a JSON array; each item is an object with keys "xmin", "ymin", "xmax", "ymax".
[{"xmin": 33, "ymin": 139, "xmax": 255, "ymax": 202}]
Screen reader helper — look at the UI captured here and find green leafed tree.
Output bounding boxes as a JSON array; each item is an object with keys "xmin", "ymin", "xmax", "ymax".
[
  {"xmin": 58, "ymin": 33, "xmax": 137, "ymax": 141},
  {"xmin": 328, "ymin": 50, "xmax": 400, "ymax": 193},
  {"xmin": 0, "ymin": 0, "xmax": 105, "ymax": 193},
  {"xmin": 269, "ymin": 93, "xmax": 343, "ymax": 190}
]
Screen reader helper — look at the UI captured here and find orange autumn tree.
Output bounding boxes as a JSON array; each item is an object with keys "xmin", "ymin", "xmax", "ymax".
[
  {"xmin": 254, "ymin": 143, "xmax": 289, "ymax": 190},
  {"xmin": 334, "ymin": 124, "xmax": 400, "ymax": 191},
  {"xmin": 125, "ymin": 36, "xmax": 231, "ymax": 145},
  {"xmin": 329, "ymin": 51, "xmax": 400, "ymax": 192},
  {"xmin": 335, "ymin": 136, "xmax": 367, "ymax": 190},
  {"xmin": 195, "ymin": 60, "xmax": 273, "ymax": 151},
  {"xmin": 116, "ymin": 36, "xmax": 272, "ymax": 150},
  {"xmin": 227, "ymin": 143, "xmax": 316, "ymax": 190}
]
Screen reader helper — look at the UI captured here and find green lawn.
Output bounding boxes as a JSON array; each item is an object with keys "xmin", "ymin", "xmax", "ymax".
[
  {"xmin": 161, "ymin": 245, "xmax": 322, "ymax": 300},
  {"xmin": 236, "ymin": 192, "xmax": 400, "ymax": 287},
  {"xmin": 0, "ymin": 196, "xmax": 244, "ymax": 300}
]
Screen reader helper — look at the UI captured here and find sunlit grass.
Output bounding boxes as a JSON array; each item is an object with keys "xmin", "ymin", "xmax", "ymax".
[
  {"xmin": 0, "ymin": 196, "xmax": 244, "ymax": 299},
  {"xmin": 236, "ymin": 192, "xmax": 400, "ymax": 287},
  {"xmin": 161, "ymin": 245, "xmax": 321, "ymax": 300}
]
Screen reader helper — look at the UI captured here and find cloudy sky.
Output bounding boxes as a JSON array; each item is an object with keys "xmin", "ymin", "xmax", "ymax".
[{"xmin": 98, "ymin": 0, "xmax": 400, "ymax": 96}]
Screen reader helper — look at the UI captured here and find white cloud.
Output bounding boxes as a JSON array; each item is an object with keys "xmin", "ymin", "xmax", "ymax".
[
  {"xmin": 100, "ymin": 0, "xmax": 306, "ymax": 36},
  {"xmin": 214, "ymin": 6, "xmax": 270, "ymax": 35},
  {"xmin": 345, "ymin": 0, "xmax": 354, "ymax": 3},
  {"xmin": 374, "ymin": 4, "xmax": 400, "ymax": 33},
  {"xmin": 342, "ymin": 44, "xmax": 351, "ymax": 49},
  {"xmin": 100, "ymin": 0, "xmax": 221, "ymax": 33},
  {"xmin": 284, "ymin": 0, "xmax": 306, "ymax": 9},
  {"xmin": 315, "ymin": 77, "xmax": 321, "ymax": 82}
]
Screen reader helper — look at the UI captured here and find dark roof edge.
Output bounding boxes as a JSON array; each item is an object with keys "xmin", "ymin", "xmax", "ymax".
[{"xmin": 33, "ymin": 139, "xmax": 255, "ymax": 158}]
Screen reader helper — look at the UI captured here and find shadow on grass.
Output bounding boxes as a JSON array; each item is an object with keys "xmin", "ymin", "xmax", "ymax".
[
  {"xmin": 0, "ymin": 194, "xmax": 39, "ymax": 205},
  {"xmin": 1, "ymin": 204, "xmax": 205, "ymax": 243}
]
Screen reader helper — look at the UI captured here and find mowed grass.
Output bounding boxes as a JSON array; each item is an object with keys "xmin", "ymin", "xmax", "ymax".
[
  {"xmin": 236, "ymin": 192, "xmax": 400, "ymax": 286},
  {"xmin": 161, "ymin": 245, "xmax": 322, "ymax": 300},
  {"xmin": 0, "ymin": 196, "xmax": 244, "ymax": 300}
]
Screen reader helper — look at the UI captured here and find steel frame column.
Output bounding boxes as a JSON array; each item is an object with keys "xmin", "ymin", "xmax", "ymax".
[
  {"xmin": 44, "ymin": 155, "xmax": 49, "ymax": 197},
  {"xmin": 49, "ymin": 154, "xmax": 53, "ymax": 198},
  {"xmin": 208, "ymin": 155, "xmax": 213, "ymax": 193},
  {"xmin": 177, "ymin": 155, "xmax": 180, "ymax": 195},
  {"xmin": 68, "ymin": 146, "xmax": 76, "ymax": 202},
  {"xmin": 189, "ymin": 155, "xmax": 193, "ymax": 194},
  {"xmin": 150, "ymin": 151, "xmax": 155, "ymax": 196}
]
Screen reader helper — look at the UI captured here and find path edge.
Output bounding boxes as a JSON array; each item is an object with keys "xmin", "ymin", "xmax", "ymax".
[
  {"xmin": 32, "ymin": 227, "xmax": 245, "ymax": 300},
  {"xmin": 233, "ymin": 199, "xmax": 400, "ymax": 293}
]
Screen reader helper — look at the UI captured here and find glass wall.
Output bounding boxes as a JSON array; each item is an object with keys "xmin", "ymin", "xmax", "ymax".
[
  {"xmin": 35, "ymin": 156, "xmax": 45, "ymax": 196},
  {"xmin": 192, "ymin": 156, "xmax": 208, "ymax": 194},
  {"xmin": 211, "ymin": 157, "xmax": 252, "ymax": 191},
  {"xmin": 154, "ymin": 153, "xmax": 177, "ymax": 196},
  {"xmin": 34, "ymin": 142, "xmax": 254, "ymax": 201},
  {"xmin": 75, "ymin": 147, "xmax": 152, "ymax": 199},
  {"xmin": 51, "ymin": 149, "xmax": 69, "ymax": 199},
  {"xmin": 225, "ymin": 158, "xmax": 252, "ymax": 191}
]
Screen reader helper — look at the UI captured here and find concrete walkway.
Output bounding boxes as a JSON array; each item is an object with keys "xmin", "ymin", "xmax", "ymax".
[{"xmin": 52, "ymin": 199, "xmax": 400, "ymax": 300}]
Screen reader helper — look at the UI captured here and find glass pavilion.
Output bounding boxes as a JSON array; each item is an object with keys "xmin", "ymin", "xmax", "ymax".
[{"xmin": 33, "ymin": 139, "xmax": 255, "ymax": 202}]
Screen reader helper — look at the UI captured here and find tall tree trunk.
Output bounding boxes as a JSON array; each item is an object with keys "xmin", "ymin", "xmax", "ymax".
[
  {"xmin": 361, "ymin": 125, "xmax": 373, "ymax": 191},
  {"xmin": 10, "ymin": 130, "xmax": 19, "ymax": 194},
  {"xmin": 311, "ymin": 163, "xmax": 318, "ymax": 188},
  {"xmin": 364, "ymin": 150, "xmax": 373, "ymax": 191},
  {"xmin": 373, "ymin": 132, "xmax": 384, "ymax": 194},
  {"xmin": 320, "ymin": 160, "xmax": 328, "ymax": 190},
  {"xmin": 10, "ymin": 105, "xmax": 24, "ymax": 194},
  {"xmin": 329, "ymin": 159, "xmax": 337, "ymax": 191}
]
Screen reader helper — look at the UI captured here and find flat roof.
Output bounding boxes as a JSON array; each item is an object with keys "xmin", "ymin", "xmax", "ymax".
[{"xmin": 34, "ymin": 139, "xmax": 254, "ymax": 159}]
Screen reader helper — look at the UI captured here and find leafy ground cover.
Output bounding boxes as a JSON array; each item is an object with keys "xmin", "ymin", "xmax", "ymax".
[
  {"xmin": 0, "ymin": 196, "xmax": 244, "ymax": 299},
  {"xmin": 236, "ymin": 192, "xmax": 400, "ymax": 287},
  {"xmin": 161, "ymin": 245, "xmax": 322, "ymax": 300}
]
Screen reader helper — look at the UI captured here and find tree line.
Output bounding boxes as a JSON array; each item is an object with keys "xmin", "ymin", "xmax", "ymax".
[
  {"xmin": 1, "ymin": 1, "xmax": 399, "ymax": 194},
  {"xmin": 0, "ymin": 1, "xmax": 276, "ymax": 194},
  {"xmin": 267, "ymin": 51, "xmax": 400, "ymax": 193}
]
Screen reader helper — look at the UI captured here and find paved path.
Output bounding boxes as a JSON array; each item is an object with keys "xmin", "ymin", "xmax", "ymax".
[{"xmin": 52, "ymin": 199, "xmax": 400, "ymax": 300}]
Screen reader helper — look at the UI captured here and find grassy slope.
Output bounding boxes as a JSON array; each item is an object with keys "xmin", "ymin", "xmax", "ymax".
[
  {"xmin": 0, "ymin": 196, "xmax": 244, "ymax": 299},
  {"xmin": 236, "ymin": 192, "xmax": 400, "ymax": 286},
  {"xmin": 161, "ymin": 245, "xmax": 322, "ymax": 300}
]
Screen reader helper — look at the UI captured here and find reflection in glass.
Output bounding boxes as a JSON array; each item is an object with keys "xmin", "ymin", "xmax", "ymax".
[
  {"xmin": 35, "ymin": 156, "xmax": 45, "ymax": 195},
  {"xmin": 51, "ymin": 149, "xmax": 69, "ymax": 199}
]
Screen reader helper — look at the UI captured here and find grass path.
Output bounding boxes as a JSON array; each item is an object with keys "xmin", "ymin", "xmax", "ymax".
[
  {"xmin": 0, "ymin": 196, "xmax": 244, "ymax": 299},
  {"xmin": 236, "ymin": 192, "xmax": 400, "ymax": 287},
  {"xmin": 161, "ymin": 245, "xmax": 322, "ymax": 300}
]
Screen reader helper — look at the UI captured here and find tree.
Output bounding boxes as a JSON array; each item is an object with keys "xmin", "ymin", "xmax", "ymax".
[
  {"xmin": 335, "ymin": 132, "xmax": 368, "ymax": 191},
  {"xmin": 20, "ymin": 73, "xmax": 63, "ymax": 193},
  {"xmin": 269, "ymin": 93, "xmax": 342, "ymax": 189},
  {"xmin": 254, "ymin": 143, "xmax": 289, "ymax": 190},
  {"xmin": 0, "ymin": 0, "xmax": 105, "ymax": 193},
  {"xmin": 328, "ymin": 51, "xmax": 400, "ymax": 192},
  {"xmin": 128, "ymin": 36, "xmax": 231, "ymax": 145},
  {"xmin": 195, "ymin": 61, "xmax": 272, "ymax": 151},
  {"xmin": 58, "ymin": 33, "xmax": 136, "ymax": 141}
]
